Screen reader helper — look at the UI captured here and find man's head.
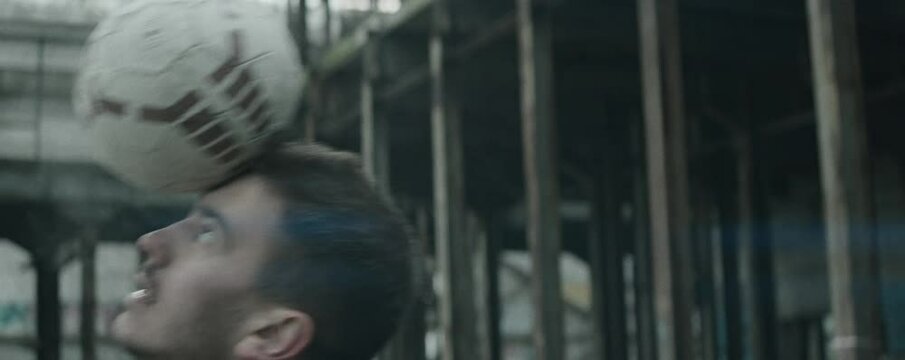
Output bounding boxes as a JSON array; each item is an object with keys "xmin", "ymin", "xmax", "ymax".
[{"xmin": 112, "ymin": 144, "xmax": 415, "ymax": 360}]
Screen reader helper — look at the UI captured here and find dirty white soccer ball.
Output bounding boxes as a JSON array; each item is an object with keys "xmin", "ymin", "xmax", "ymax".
[{"xmin": 74, "ymin": 0, "xmax": 304, "ymax": 192}]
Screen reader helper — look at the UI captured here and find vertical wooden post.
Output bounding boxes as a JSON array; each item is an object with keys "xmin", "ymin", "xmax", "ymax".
[
  {"xmin": 807, "ymin": 318, "xmax": 827, "ymax": 360},
  {"xmin": 431, "ymin": 1, "xmax": 478, "ymax": 359},
  {"xmin": 734, "ymin": 130, "xmax": 778, "ymax": 360},
  {"xmin": 694, "ymin": 191, "xmax": 717, "ymax": 360},
  {"xmin": 515, "ymin": 0, "xmax": 564, "ymax": 358},
  {"xmin": 630, "ymin": 116, "xmax": 657, "ymax": 360},
  {"xmin": 469, "ymin": 213, "xmax": 492, "ymax": 360},
  {"xmin": 403, "ymin": 206, "xmax": 431, "ymax": 360},
  {"xmin": 321, "ymin": 0, "xmax": 332, "ymax": 47},
  {"xmin": 589, "ymin": 186, "xmax": 606, "ymax": 359},
  {"xmin": 35, "ymin": 246, "xmax": 60, "ymax": 360},
  {"xmin": 714, "ymin": 163, "xmax": 743, "ymax": 360},
  {"xmin": 361, "ymin": 25, "xmax": 389, "ymax": 193},
  {"xmin": 296, "ymin": 0, "xmax": 315, "ymax": 143},
  {"xmin": 734, "ymin": 132, "xmax": 756, "ymax": 360},
  {"xmin": 637, "ymin": 0, "xmax": 695, "ymax": 359},
  {"xmin": 382, "ymin": 201, "xmax": 428, "ymax": 360},
  {"xmin": 33, "ymin": 38, "xmax": 44, "ymax": 161},
  {"xmin": 80, "ymin": 227, "xmax": 97, "ymax": 360},
  {"xmin": 296, "ymin": 0, "xmax": 310, "ymax": 66},
  {"xmin": 484, "ymin": 213, "xmax": 503, "ymax": 360},
  {"xmin": 806, "ymin": 0, "xmax": 882, "ymax": 359},
  {"xmin": 304, "ymin": 76, "xmax": 320, "ymax": 143},
  {"xmin": 589, "ymin": 182, "xmax": 628, "ymax": 360},
  {"xmin": 597, "ymin": 137, "xmax": 629, "ymax": 360}
]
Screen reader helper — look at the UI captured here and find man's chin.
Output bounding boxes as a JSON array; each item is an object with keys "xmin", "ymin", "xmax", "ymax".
[{"xmin": 112, "ymin": 311, "xmax": 158, "ymax": 357}]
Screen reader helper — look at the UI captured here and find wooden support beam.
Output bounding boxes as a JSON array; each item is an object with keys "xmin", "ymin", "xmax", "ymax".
[
  {"xmin": 805, "ymin": 0, "xmax": 883, "ymax": 359},
  {"xmin": 589, "ymin": 187, "xmax": 605, "ymax": 359},
  {"xmin": 515, "ymin": 0, "xmax": 564, "ymax": 359},
  {"xmin": 431, "ymin": 1, "xmax": 478, "ymax": 359},
  {"xmin": 360, "ymin": 10, "xmax": 422, "ymax": 360},
  {"xmin": 688, "ymin": 93, "xmax": 717, "ymax": 360},
  {"xmin": 388, "ymin": 206, "xmax": 430, "ymax": 360},
  {"xmin": 692, "ymin": 189, "xmax": 717, "ymax": 360},
  {"xmin": 807, "ymin": 318, "xmax": 827, "ymax": 360},
  {"xmin": 602, "ymin": 185, "xmax": 628, "ymax": 360},
  {"xmin": 468, "ymin": 213, "xmax": 493, "ymax": 360},
  {"xmin": 734, "ymin": 131, "xmax": 778, "ymax": 360},
  {"xmin": 296, "ymin": 0, "xmax": 310, "ymax": 66},
  {"xmin": 303, "ymin": 76, "xmax": 320, "ymax": 143},
  {"xmin": 294, "ymin": 0, "xmax": 315, "ymax": 143},
  {"xmin": 361, "ymin": 29, "xmax": 390, "ymax": 193},
  {"xmin": 483, "ymin": 213, "xmax": 503, "ymax": 360},
  {"xmin": 630, "ymin": 118, "xmax": 657, "ymax": 360},
  {"xmin": 80, "ymin": 227, "xmax": 97, "ymax": 360},
  {"xmin": 714, "ymin": 163, "xmax": 743, "ymax": 360},
  {"xmin": 587, "ymin": 136, "xmax": 629, "ymax": 360},
  {"xmin": 637, "ymin": 0, "xmax": 695, "ymax": 359},
  {"xmin": 322, "ymin": 0, "xmax": 332, "ymax": 48},
  {"xmin": 589, "ymin": 183, "xmax": 629, "ymax": 360},
  {"xmin": 35, "ymin": 248, "xmax": 61, "ymax": 360}
]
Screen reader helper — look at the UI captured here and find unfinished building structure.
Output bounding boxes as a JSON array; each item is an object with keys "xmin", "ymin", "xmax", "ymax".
[{"xmin": 293, "ymin": 0, "xmax": 903, "ymax": 360}]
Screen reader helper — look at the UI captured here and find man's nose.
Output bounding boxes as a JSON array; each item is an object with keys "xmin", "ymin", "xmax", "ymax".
[{"xmin": 136, "ymin": 226, "xmax": 174, "ymax": 267}]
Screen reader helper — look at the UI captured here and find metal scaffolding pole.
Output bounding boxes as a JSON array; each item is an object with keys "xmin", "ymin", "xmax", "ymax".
[
  {"xmin": 431, "ymin": 1, "xmax": 478, "ymax": 359},
  {"xmin": 515, "ymin": 0, "xmax": 564, "ymax": 359},
  {"xmin": 805, "ymin": 0, "xmax": 883, "ymax": 359},
  {"xmin": 637, "ymin": 0, "xmax": 695, "ymax": 359}
]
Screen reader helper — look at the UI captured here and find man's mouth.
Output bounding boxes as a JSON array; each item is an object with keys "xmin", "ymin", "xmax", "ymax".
[
  {"xmin": 128, "ymin": 289, "xmax": 155, "ymax": 304},
  {"xmin": 126, "ymin": 272, "xmax": 158, "ymax": 307}
]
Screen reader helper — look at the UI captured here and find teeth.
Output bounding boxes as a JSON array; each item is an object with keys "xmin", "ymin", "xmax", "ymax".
[{"xmin": 129, "ymin": 289, "xmax": 150, "ymax": 301}]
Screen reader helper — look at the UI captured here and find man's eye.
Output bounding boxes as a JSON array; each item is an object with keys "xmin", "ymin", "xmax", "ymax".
[
  {"xmin": 196, "ymin": 229, "xmax": 217, "ymax": 244},
  {"xmin": 196, "ymin": 220, "xmax": 219, "ymax": 244}
]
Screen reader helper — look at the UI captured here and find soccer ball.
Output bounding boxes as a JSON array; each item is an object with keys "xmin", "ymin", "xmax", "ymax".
[{"xmin": 74, "ymin": 0, "xmax": 304, "ymax": 192}]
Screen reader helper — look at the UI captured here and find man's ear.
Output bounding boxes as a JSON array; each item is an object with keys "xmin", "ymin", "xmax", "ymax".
[{"xmin": 234, "ymin": 308, "xmax": 314, "ymax": 360}]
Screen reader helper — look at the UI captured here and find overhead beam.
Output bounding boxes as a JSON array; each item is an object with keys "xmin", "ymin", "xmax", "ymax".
[
  {"xmin": 805, "ymin": 0, "xmax": 883, "ymax": 359},
  {"xmin": 637, "ymin": 0, "xmax": 695, "ymax": 359},
  {"xmin": 0, "ymin": 20, "xmax": 93, "ymax": 44},
  {"xmin": 515, "ymin": 0, "xmax": 564, "ymax": 359},
  {"xmin": 0, "ymin": 160, "xmax": 192, "ymax": 208}
]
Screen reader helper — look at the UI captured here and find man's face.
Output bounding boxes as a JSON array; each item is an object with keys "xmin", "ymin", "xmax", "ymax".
[{"xmin": 112, "ymin": 176, "xmax": 284, "ymax": 359}]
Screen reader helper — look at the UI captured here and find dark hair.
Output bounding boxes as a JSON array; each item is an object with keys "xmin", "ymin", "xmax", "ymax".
[{"xmin": 248, "ymin": 143, "xmax": 414, "ymax": 360}]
